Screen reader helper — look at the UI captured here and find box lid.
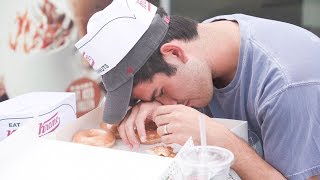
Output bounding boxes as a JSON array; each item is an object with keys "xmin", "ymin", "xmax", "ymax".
[{"xmin": 0, "ymin": 92, "xmax": 75, "ymax": 119}]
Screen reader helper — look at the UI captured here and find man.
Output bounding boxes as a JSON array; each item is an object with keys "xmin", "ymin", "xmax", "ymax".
[{"xmin": 75, "ymin": 0, "xmax": 320, "ymax": 179}]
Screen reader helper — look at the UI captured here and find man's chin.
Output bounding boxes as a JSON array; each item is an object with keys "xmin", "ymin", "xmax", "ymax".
[
  {"xmin": 197, "ymin": 99, "xmax": 212, "ymax": 107},
  {"xmin": 190, "ymin": 102, "xmax": 208, "ymax": 108},
  {"xmin": 185, "ymin": 96, "xmax": 213, "ymax": 108}
]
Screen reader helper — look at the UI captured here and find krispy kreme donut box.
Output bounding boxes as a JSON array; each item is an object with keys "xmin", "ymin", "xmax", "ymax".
[
  {"xmin": 0, "ymin": 92, "xmax": 76, "ymax": 141},
  {"xmin": 55, "ymin": 101, "xmax": 247, "ymax": 179},
  {"xmin": 0, "ymin": 99, "xmax": 246, "ymax": 179}
]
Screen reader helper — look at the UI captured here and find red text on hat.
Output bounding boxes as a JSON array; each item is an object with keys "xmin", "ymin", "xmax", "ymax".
[
  {"xmin": 136, "ymin": 0, "xmax": 151, "ymax": 12},
  {"xmin": 82, "ymin": 52, "xmax": 95, "ymax": 67}
]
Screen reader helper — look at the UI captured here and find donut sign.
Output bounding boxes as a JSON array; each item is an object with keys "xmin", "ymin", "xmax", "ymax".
[{"xmin": 66, "ymin": 77, "xmax": 101, "ymax": 117}]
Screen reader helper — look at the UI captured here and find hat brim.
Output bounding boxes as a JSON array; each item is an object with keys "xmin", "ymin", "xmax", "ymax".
[{"xmin": 102, "ymin": 77, "xmax": 133, "ymax": 124}]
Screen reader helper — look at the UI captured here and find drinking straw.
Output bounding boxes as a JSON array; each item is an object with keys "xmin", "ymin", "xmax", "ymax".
[
  {"xmin": 199, "ymin": 114, "xmax": 208, "ymax": 166},
  {"xmin": 199, "ymin": 114, "xmax": 207, "ymax": 147}
]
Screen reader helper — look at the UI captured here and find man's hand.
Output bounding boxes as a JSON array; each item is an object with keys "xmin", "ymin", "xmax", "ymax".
[
  {"xmin": 152, "ymin": 104, "xmax": 230, "ymax": 146},
  {"xmin": 117, "ymin": 101, "xmax": 162, "ymax": 149},
  {"xmin": 68, "ymin": 0, "xmax": 112, "ymax": 37}
]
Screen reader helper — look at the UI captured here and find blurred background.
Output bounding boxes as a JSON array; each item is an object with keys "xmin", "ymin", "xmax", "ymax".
[
  {"xmin": 0, "ymin": 0, "xmax": 319, "ymax": 116},
  {"xmin": 158, "ymin": 0, "xmax": 320, "ymax": 35}
]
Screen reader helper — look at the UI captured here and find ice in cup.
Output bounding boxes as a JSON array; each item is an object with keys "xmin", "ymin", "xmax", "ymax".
[{"xmin": 177, "ymin": 146, "xmax": 234, "ymax": 180}]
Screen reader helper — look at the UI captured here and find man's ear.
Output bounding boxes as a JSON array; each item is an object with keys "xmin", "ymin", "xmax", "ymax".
[{"xmin": 160, "ymin": 42, "xmax": 188, "ymax": 64}]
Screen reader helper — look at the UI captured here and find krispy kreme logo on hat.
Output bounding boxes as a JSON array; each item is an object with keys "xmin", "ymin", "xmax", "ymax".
[
  {"xmin": 75, "ymin": 0, "xmax": 157, "ymax": 75},
  {"xmin": 136, "ymin": 0, "xmax": 151, "ymax": 11},
  {"xmin": 82, "ymin": 52, "xmax": 95, "ymax": 66}
]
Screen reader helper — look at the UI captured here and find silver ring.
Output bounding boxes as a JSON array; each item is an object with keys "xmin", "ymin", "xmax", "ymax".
[{"xmin": 164, "ymin": 124, "xmax": 169, "ymax": 135}]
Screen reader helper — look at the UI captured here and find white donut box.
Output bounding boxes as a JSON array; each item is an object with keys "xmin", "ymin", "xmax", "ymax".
[
  {"xmin": 0, "ymin": 92, "xmax": 76, "ymax": 141},
  {"xmin": 0, "ymin": 100, "xmax": 247, "ymax": 180}
]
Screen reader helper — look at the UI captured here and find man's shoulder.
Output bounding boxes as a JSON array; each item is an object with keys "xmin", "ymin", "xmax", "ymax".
[{"xmin": 202, "ymin": 14, "xmax": 258, "ymax": 23}]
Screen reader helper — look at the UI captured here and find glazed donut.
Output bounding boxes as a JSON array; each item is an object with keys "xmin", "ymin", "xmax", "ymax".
[
  {"xmin": 146, "ymin": 145, "xmax": 176, "ymax": 158},
  {"xmin": 140, "ymin": 121, "xmax": 161, "ymax": 145},
  {"xmin": 145, "ymin": 120, "xmax": 158, "ymax": 131},
  {"xmin": 100, "ymin": 122, "xmax": 120, "ymax": 139},
  {"xmin": 100, "ymin": 120, "xmax": 161, "ymax": 145},
  {"xmin": 72, "ymin": 129, "xmax": 116, "ymax": 148}
]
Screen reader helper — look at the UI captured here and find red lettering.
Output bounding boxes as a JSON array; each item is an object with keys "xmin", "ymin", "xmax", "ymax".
[
  {"xmin": 38, "ymin": 112, "xmax": 60, "ymax": 137},
  {"xmin": 82, "ymin": 52, "xmax": 95, "ymax": 66},
  {"xmin": 7, "ymin": 129, "xmax": 17, "ymax": 136},
  {"xmin": 136, "ymin": 0, "xmax": 151, "ymax": 11}
]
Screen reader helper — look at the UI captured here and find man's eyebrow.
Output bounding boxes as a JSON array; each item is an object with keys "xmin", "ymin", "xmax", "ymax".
[{"xmin": 150, "ymin": 88, "xmax": 158, "ymax": 101}]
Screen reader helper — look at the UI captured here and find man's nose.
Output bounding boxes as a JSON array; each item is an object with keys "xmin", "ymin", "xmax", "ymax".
[{"xmin": 156, "ymin": 96, "xmax": 178, "ymax": 105}]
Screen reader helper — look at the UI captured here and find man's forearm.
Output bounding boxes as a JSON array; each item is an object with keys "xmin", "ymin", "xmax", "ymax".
[
  {"xmin": 213, "ymin": 130, "xmax": 286, "ymax": 179},
  {"xmin": 308, "ymin": 176, "xmax": 319, "ymax": 180}
]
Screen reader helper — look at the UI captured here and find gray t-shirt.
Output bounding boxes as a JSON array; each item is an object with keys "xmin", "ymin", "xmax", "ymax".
[{"xmin": 203, "ymin": 14, "xmax": 320, "ymax": 179}]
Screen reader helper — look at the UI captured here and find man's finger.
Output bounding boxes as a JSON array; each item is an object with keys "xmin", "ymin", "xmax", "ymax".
[
  {"xmin": 157, "ymin": 123, "xmax": 174, "ymax": 136},
  {"xmin": 152, "ymin": 105, "xmax": 181, "ymax": 118},
  {"xmin": 161, "ymin": 134, "xmax": 175, "ymax": 144},
  {"xmin": 153, "ymin": 113, "xmax": 172, "ymax": 126},
  {"xmin": 135, "ymin": 108, "xmax": 150, "ymax": 143},
  {"xmin": 124, "ymin": 107, "xmax": 140, "ymax": 148},
  {"xmin": 118, "ymin": 117, "xmax": 130, "ymax": 148}
]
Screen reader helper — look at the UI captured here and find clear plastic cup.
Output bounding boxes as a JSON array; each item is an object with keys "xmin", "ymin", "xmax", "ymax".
[{"xmin": 177, "ymin": 146, "xmax": 234, "ymax": 180}]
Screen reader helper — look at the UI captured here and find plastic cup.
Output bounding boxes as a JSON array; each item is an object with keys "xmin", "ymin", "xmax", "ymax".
[{"xmin": 177, "ymin": 146, "xmax": 234, "ymax": 180}]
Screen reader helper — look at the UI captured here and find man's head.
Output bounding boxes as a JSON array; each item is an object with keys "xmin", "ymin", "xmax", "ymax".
[
  {"xmin": 133, "ymin": 8, "xmax": 197, "ymax": 87},
  {"xmin": 132, "ymin": 12, "xmax": 214, "ymax": 109},
  {"xmin": 75, "ymin": 0, "xmax": 214, "ymax": 124}
]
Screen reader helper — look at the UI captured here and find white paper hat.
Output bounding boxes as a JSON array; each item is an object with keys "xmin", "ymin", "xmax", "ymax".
[{"xmin": 75, "ymin": 0, "xmax": 170, "ymax": 123}]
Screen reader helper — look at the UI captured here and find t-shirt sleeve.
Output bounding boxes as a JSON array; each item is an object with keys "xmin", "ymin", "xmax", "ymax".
[{"xmin": 258, "ymin": 83, "xmax": 320, "ymax": 179}]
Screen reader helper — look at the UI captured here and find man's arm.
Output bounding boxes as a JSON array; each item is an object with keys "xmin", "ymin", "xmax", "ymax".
[
  {"xmin": 309, "ymin": 176, "xmax": 319, "ymax": 180},
  {"xmin": 152, "ymin": 105, "xmax": 286, "ymax": 179},
  {"xmin": 218, "ymin": 128, "xmax": 286, "ymax": 179}
]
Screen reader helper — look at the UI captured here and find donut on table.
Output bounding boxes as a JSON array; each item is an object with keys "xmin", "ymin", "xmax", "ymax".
[
  {"xmin": 100, "ymin": 122, "xmax": 120, "ymax": 139},
  {"xmin": 72, "ymin": 129, "xmax": 116, "ymax": 148},
  {"xmin": 146, "ymin": 145, "xmax": 177, "ymax": 158}
]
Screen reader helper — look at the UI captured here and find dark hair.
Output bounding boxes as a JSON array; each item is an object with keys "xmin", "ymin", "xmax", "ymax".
[{"xmin": 133, "ymin": 8, "xmax": 199, "ymax": 87}]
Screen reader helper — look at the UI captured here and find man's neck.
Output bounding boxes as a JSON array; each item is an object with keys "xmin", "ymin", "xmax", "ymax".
[{"xmin": 198, "ymin": 20, "xmax": 240, "ymax": 88}]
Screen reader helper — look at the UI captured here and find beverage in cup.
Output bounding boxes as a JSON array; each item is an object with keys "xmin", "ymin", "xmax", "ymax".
[{"xmin": 177, "ymin": 146, "xmax": 234, "ymax": 180}]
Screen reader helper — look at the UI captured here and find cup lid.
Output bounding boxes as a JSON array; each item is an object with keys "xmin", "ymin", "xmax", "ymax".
[{"xmin": 179, "ymin": 146, "xmax": 234, "ymax": 169}]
